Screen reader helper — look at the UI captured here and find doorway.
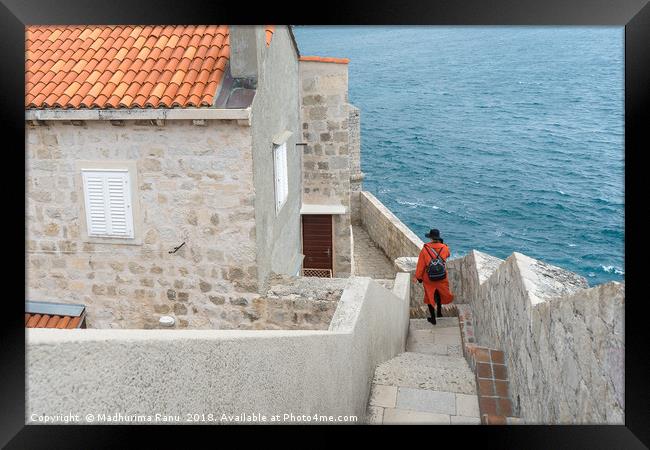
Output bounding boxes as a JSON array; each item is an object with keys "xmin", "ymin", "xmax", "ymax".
[{"xmin": 301, "ymin": 214, "xmax": 333, "ymax": 277}]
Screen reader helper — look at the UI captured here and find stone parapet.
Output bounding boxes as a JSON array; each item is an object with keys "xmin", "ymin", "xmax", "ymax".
[
  {"xmin": 359, "ymin": 191, "xmax": 423, "ymax": 262},
  {"xmin": 447, "ymin": 250, "xmax": 624, "ymax": 424}
]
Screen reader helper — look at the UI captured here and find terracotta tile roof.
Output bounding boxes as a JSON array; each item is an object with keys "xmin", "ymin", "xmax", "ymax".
[
  {"xmin": 265, "ymin": 25, "xmax": 275, "ymax": 47},
  {"xmin": 26, "ymin": 25, "xmax": 230, "ymax": 109},
  {"xmin": 299, "ymin": 55, "xmax": 349, "ymax": 64},
  {"xmin": 25, "ymin": 313, "xmax": 83, "ymax": 329},
  {"xmin": 25, "ymin": 300, "xmax": 87, "ymax": 329}
]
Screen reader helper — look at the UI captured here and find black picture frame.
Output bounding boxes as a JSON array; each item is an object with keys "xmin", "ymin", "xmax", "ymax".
[{"xmin": 2, "ymin": 0, "xmax": 648, "ymax": 447}]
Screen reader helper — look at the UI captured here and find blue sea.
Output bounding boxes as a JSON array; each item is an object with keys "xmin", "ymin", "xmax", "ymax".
[{"xmin": 293, "ymin": 26, "xmax": 624, "ymax": 286}]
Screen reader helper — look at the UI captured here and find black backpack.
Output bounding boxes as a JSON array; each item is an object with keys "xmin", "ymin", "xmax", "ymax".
[{"xmin": 425, "ymin": 245, "xmax": 447, "ymax": 280}]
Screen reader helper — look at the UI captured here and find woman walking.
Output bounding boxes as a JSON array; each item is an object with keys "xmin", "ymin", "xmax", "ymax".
[{"xmin": 415, "ymin": 228, "xmax": 454, "ymax": 325}]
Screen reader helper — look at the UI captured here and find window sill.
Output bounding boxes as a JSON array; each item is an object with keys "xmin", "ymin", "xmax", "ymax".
[{"xmin": 83, "ymin": 236, "xmax": 142, "ymax": 246}]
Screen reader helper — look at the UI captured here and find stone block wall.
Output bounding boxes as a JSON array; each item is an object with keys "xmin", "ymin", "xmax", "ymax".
[
  {"xmin": 300, "ymin": 59, "xmax": 353, "ymax": 276},
  {"xmin": 359, "ymin": 191, "xmax": 423, "ymax": 262},
  {"xmin": 446, "ymin": 250, "xmax": 503, "ymax": 304},
  {"xmin": 451, "ymin": 250, "xmax": 625, "ymax": 424},
  {"xmin": 348, "ymin": 105, "xmax": 364, "ymax": 225},
  {"xmin": 26, "ymin": 120, "xmax": 262, "ymax": 329}
]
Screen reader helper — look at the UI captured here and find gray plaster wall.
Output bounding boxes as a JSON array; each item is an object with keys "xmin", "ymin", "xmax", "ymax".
[
  {"xmin": 451, "ymin": 250, "xmax": 625, "ymax": 424},
  {"xmin": 300, "ymin": 60, "xmax": 353, "ymax": 276},
  {"xmin": 26, "ymin": 275, "xmax": 410, "ymax": 424},
  {"xmin": 26, "ymin": 120, "xmax": 261, "ymax": 329},
  {"xmin": 250, "ymin": 25, "xmax": 303, "ymax": 291}
]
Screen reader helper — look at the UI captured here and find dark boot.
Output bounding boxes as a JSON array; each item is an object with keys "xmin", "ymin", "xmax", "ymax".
[
  {"xmin": 435, "ymin": 292, "xmax": 443, "ymax": 317},
  {"xmin": 427, "ymin": 304, "xmax": 437, "ymax": 325}
]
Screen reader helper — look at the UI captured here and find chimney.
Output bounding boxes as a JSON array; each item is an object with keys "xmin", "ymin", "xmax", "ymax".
[{"xmin": 229, "ymin": 26, "xmax": 260, "ymax": 85}]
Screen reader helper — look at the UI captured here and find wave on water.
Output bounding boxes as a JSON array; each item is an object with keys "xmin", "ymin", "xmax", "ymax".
[
  {"xmin": 396, "ymin": 199, "xmax": 440, "ymax": 210},
  {"xmin": 601, "ymin": 265, "xmax": 624, "ymax": 275}
]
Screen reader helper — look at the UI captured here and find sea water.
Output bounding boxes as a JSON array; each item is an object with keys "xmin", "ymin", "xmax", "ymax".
[{"xmin": 293, "ymin": 26, "xmax": 624, "ymax": 286}]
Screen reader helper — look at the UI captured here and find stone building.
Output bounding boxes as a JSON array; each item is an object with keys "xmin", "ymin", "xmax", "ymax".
[{"xmin": 26, "ymin": 25, "xmax": 361, "ymax": 328}]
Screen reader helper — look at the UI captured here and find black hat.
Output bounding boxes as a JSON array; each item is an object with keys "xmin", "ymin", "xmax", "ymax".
[{"xmin": 425, "ymin": 229, "xmax": 441, "ymax": 239}]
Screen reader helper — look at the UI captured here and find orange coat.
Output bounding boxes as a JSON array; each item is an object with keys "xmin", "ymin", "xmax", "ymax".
[{"xmin": 415, "ymin": 242, "xmax": 454, "ymax": 305}]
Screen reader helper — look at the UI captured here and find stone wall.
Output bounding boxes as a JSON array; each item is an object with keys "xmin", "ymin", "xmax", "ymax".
[
  {"xmin": 359, "ymin": 190, "xmax": 425, "ymax": 315},
  {"xmin": 359, "ymin": 191, "xmax": 423, "ymax": 261},
  {"xmin": 348, "ymin": 105, "xmax": 364, "ymax": 225},
  {"xmin": 26, "ymin": 276, "xmax": 410, "ymax": 424},
  {"xmin": 250, "ymin": 25, "xmax": 303, "ymax": 289},
  {"xmin": 451, "ymin": 250, "xmax": 625, "ymax": 424},
  {"xmin": 446, "ymin": 250, "xmax": 503, "ymax": 304},
  {"xmin": 300, "ymin": 59, "xmax": 353, "ymax": 276},
  {"xmin": 26, "ymin": 120, "xmax": 261, "ymax": 329}
]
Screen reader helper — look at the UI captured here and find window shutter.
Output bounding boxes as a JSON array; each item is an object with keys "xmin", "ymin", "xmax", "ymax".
[
  {"xmin": 281, "ymin": 143, "xmax": 288, "ymax": 201},
  {"xmin": 274, "ymin": 143, "xmax": 288, "ymax": 212},
  {"xmin": 82, "ymin": 169, "xmax": 134, "ymax": 239}
]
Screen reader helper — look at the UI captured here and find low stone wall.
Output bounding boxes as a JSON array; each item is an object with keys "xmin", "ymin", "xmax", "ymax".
[
  {"xmin": 451, "ymin": 250, "xmax": 625, "ymax": 424},
  {"xmin": 446, "ymin": 250, "xmax": 503, "ymax": 304},
  {"xmin": 359, "ymin": 191, "xmax": 423, "ymax": 263},
  {"xmin": 27, "ymin": 275, "xmax": 410, "ymax": 424}
]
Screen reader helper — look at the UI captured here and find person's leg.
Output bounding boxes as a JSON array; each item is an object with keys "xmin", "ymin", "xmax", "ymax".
[
  {"xmin": 427, "ymin": 303, "xmax": 437, "ymax": 325},
  {"xmin": 435, "ymin": 291, "xmax": 443, "ymax": 317}
]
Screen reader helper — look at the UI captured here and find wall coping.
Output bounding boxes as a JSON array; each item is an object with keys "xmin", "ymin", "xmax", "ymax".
[
  {"xmin": 25, "ymin": 107, "xmax": 252, "ymax": 123},
  {"xmin": 27, "ymin": 277, "xmax": 385, "ymax": 343},
  {"xmin": 299, "ymin": 56, "xmax": 350, "ymax": 64}
]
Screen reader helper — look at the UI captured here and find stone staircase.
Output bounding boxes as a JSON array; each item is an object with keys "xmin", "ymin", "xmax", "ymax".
[{"xmin": 365, "ymin": 317, "xmax": 481, "ymax": 424}]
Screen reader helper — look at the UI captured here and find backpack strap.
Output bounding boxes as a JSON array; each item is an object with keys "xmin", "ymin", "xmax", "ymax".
[{"xmin": 424, "ymin": 244, "xmax": 444, "ymax": 260}]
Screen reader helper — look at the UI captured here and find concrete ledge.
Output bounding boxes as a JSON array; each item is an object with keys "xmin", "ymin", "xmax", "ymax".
[
  {"xmin": 300, "ymin": 203, "xmax": 347, "ymax": 215},
  {"xmin": 25, "ymin": 107, "xmax": 252, "ymax": 123}
]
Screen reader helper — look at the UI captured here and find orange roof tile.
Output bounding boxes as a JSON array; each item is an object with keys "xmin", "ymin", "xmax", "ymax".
[
  {"xmin": 26, "ymin": 300, "xmax": 87, "ymax": 329},
  {"xmin": 25, "ymin": 313, "xmax": 83, "ymax": 329},
  {"xmin": 26, "ymin": 25, "xmax": 231, "ymax": 109},
  {"xmin": 265, "ymin": 25, "xmax": 275, "ymax": 47},
  {"xmin": 299, "ymin": 55, "xmax": 350, "ymax": 64}
]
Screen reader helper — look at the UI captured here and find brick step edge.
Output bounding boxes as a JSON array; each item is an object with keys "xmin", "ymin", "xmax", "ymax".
[{"xmin": 456, "ymin": 304, "xmax": 522, "ymax": 425}]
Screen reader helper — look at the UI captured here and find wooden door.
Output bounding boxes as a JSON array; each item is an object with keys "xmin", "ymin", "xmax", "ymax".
[{"xmin": 302, "ymin": 214, "xmax": 333, "ymax": 275}]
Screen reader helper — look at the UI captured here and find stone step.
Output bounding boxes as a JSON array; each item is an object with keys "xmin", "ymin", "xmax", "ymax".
[
  {"xmin": 406, "ymin": 340, "xmax": 462, "ymax": 357},
  {"xmin": 407, "ymin": 330, "xmax": 462, "ymax": 350},
  {"xmin": 410, "ymin": 317, "xmax": 459, "ymax": 330},
  {"xmin": 366, "ymin": 384, "xmax": 481, "ymax": 424},
  {"xmin": 372, "ymin": 352, "xmax": 476, "ymax": 395}
]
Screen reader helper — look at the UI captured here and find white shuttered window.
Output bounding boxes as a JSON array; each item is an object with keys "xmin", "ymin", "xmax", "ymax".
[
  {"xmin": 273, "ymin": 142, "xmax": 288, "ymax": 212},
  {"xmin": 81, "ymin": 169, "xmax": 134, "ymax": 239}
]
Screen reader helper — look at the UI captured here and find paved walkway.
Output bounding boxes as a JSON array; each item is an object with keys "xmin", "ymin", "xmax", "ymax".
[
  {"xmin": 366, "ymin": 317, "xmax": 480, "ymax": 424},
  {"xmin": 352, "ymin": 225, "xmax": 396, "ymax": 280}
]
